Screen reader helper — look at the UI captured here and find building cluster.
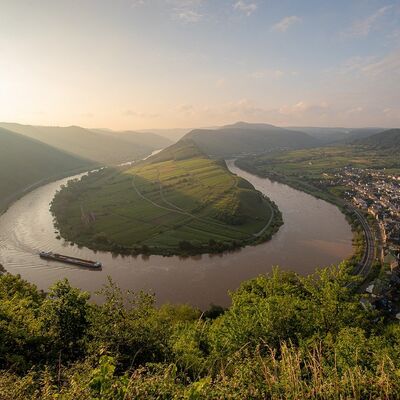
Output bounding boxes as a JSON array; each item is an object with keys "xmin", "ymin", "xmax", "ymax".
[
  {"xmin": 322, "ymin": 167, "xmax": 400, "ymax": 317},
  {"xmin": 333, "ymin": 167, "xmax": 400, "ymax": 257}
]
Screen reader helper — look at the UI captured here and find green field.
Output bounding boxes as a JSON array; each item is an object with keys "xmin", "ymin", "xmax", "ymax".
[
  {"xmin": 51, "ymin": 141, "xmax": 282, "ymax": 255},
  {"xmin": 236, "ymin": 145, "xmax": 400, "ymax": 201}
]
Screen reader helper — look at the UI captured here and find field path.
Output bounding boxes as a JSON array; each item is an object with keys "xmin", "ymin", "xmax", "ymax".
[
  {"xmin": 253, "ymin": 200, "xmax": 274, "ymax": 238},
  {"xmin": 131, "ymin": 175, "xmax": 191, "ymax": 216},
  {"xmin": 156, "ymin": 170, "xmax": 186, "ymax": 212},
  {"xmin": 131, "ymin": 175, "xmax": 252, "ymax": 237}
]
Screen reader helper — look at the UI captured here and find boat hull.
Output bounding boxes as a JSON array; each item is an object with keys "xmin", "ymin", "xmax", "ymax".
[{"xmin": 39, "ymin": 252, "xmax": 102, "ymax": 268}]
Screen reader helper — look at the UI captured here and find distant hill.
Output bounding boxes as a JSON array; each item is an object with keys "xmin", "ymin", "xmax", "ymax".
[
  {"xmin": 138, "ymin": 128, "xmax": 191, "ymax": 142},
  {"xmin": 355, "ymin": 129, "xmax": 400, "ymax": 149},
  {"xmin": 182, "ymin": 122, "xmax": 320, "ymax": 157},
  {"xmin": 287, "ymin": 126, "xmax": 385, "ymax": 144},
  {"xmin": 92, "ymin": 129, "xmax": 172, "ymax": 149},
  {"xmin": 145, "ymin": 139, "xmax": 205, "ymax": 163},
  {"xmin": 0, "ymin": 123, "xmax": 168, "ymax": 164},
  {"xmin": 0, "ymin": 128, "xmax": 93, "ymax": 212},
  {"xmin": 345, "ymin": 128, "xmax": 387, "ymax": 142}
]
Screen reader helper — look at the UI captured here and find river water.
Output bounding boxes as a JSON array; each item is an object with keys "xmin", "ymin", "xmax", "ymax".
[{"xmin": 0, "ymin": 161, "xmax": 353, "ymax": 308}]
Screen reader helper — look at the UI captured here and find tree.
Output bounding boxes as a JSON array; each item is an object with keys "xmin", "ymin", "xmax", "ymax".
[{"xmin": 40, "ymin": 279, "xmax": 90, "ymax": 360}]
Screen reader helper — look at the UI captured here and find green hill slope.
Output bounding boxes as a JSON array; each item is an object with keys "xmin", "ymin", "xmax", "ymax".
[
  {"xmin": 51, "ymin": 141, "xmax": 282, "ymax": 255},
  {"xmin": 355, "ymin": 128, "xmax": 400, "ymax": 150},
  {"xmin": 183, "ymin": 122, "xmax": 320, "ymax": 157},
  {"xmin": 287, "ymin": 126, "xmax": 384, "ymax": 144},
  {"xmin": 0, "ymin": 123, "xmax": 167, "ymax": 164},
  {"xmin": 0, "ymin": 128, "xmax": 93, "ymax": 212},
  {"xmin": 144, "ymin": 138, "xmax": 206, "ymax": 163}
]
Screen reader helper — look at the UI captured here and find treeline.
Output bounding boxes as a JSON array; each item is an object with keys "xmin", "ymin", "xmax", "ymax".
[{"xmin": 0, "ymin": 264, "xmax": 399, "ymax": 399}]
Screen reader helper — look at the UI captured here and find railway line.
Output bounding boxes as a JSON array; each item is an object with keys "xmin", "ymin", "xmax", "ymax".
[{"xmin": 347, "ymin": 204, "xmax": 376, "ymax": 281}]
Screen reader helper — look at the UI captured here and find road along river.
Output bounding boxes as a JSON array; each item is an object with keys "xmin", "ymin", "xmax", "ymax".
[{"xmin": 0, "ymin": 161, "xmax": 353, "ymax": 309}]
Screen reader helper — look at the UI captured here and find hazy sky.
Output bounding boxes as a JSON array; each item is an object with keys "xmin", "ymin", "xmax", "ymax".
[{"xmin": 1, "ymin": 0, "xmax": 399, "ymax": 129}]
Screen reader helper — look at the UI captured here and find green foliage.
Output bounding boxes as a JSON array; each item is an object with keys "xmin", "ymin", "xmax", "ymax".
[
  {"xmin": 41, "ymin": 279, "xmax": 90, "ymax": 360},
  {"xmin": 0, "ymin": 274, "xmax": 45, "ymax": 371},
  {"xmin": 89, "ymin": 356, "xmax": 128, "ymax": 400},
  {"xmin": 88, "ymin": 278, "xmax": 173, "ymax": 369},
  {"xmin": 0, "ymin": 264, "xmax": 399, "ymax": 399}
]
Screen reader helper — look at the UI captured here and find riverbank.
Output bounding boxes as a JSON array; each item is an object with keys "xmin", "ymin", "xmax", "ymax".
[
  {"xmin": 0, "ymin": 165, "xmax": 98, "ymax": 217},
  {"xmin": 234, "ymin": 158, "xmax": 377, "ymax": 283}
]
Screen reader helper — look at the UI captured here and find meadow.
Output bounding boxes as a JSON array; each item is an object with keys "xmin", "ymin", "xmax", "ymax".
[
  {"xmin": 236, "ymin": 145, "xmax": 400, "ymax": 201},
  {"xmin": 239, "ymin": 145, "xmax": 399, "ymax": 176},
  {"xmin": 51, "ymin": 141, "xmax": 281, "ymax": 255}
]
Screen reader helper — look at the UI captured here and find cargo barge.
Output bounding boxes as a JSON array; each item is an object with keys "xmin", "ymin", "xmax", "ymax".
[{"xmin": 39, "ymin": 251, "xmax": 102, "ymax": 268}]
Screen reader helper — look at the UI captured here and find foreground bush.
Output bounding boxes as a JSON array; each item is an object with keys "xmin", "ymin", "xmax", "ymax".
[{"xmin": 0, "ymin": 263, "xmax": 399, "ymax": 399}]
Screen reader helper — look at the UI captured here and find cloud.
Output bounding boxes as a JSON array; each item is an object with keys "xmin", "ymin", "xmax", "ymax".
[
  {"xmin": 228, "ymin": 98, "xmax": 265, "ymax": 116},
  {"xmin": 279, "ymin": 101, "xmax": 329, "ymax": 116},
  {"xmin": 216, "ymin": 78, "xmax": 227, "ymax": 88},
  {"xmin": 345, "ymin": 106, "xmax": 364, "ymax": 115},
  {"xmin": 343, "ymin": 5, "xmax": 393, "ymax": 38},
  {"xmin": 336, "ymin": 55, "xmax": 376, "ymax": 75},
  {"xmin": 233, "ymin": 1, "xmax": 257, "ymax": 16},
  {"xmin": 168, "ymin": 0, "xmax": 204, "ymax": 22},
  {"xmin": 174, "ymin": 9, "xmax": 203, "ymax": 22},
  {"xmin": 383, "ymin": 107, "xmax": 400, "ymax": 121},
  {"xmin": 272, "ymin": 15, "xmax": 301, "ymax": 32},
  {"xmin": 361, "ymin": 50, "xmax": 400, "ymax": 76},
  {"xmin": 339, "ymin": 51, "xmax": 400, "ymax": 77},
  {"xmin": 176, "ymin": 103, "xmax": 196, "ymax": 115},
  {"xmin": 249, "ymin": 69, "xmax": 285, "ymax": 79},
  {"xmin": 123, "ymin": 110, "xmax": 159, "ymax": 118},
  {"xmin": 131, "ymin": 0, "xmax": 145, "ymax": 8}
]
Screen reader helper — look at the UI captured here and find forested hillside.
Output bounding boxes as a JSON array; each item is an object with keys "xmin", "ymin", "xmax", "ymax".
[
  {"xmin": 287, "ymin": 126, "xmax": 384, "ymax": 144},
  {"xmin": 356, "ymin": 128, "xmax": 400, "ymax": 150},
  {"xmin": 0, "ymin": 123, "xmax": 167, "ymax": 164},
  {"xmin": 183, "ymin": 122, "xmax": 319, "ymax": 157},
  {"xmin": 0, "ymin": 128, "xmax": 93, "ymax": 212}
]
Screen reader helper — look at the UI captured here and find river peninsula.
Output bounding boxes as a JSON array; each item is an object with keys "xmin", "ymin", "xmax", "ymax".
[{"xmin": 50, "ymin": 140, "xmax": 282, "ymax": 256}]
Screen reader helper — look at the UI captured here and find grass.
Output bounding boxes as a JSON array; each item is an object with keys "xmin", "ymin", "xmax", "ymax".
[{"xmin": 51, "ymin": 141, "xmax": 282, "ymax": 256}]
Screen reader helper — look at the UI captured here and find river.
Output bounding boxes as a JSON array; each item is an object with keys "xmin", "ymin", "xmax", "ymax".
[{"xmin": 0, "ymin": 161, "xmax": 353, "ymax": 308}]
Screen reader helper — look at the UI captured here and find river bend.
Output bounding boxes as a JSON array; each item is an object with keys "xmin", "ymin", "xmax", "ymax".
[{"xmin": 0, "ymin": 161, "xmax": 353, "ymax": 308}]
